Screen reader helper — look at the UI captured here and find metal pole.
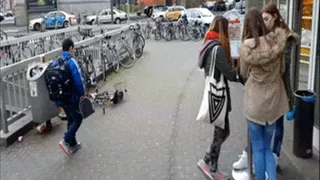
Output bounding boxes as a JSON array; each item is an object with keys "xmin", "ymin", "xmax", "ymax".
[
  {"xmin": 247, "ymin": 130, "xmax": 253, "ymax": 179},
  {"xmin": 126, "ymin": 0, "xmax": 130, "ymax": 21},
  {"xmin": 0, "ymin": 80, "xmax": 9, "ymax": 133},
  {"xmin": 110, "ymin": 0, "xmax": 114, "ymax": 23},
  {"xmin": 291, "ymin": 0, "xmax": 303, "ymax": 98}
]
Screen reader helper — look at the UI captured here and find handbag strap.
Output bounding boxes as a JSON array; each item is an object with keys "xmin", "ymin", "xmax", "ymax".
[
  {"xmin": 209, "ymin": 45, "xmax": 219, "ymax": 78},
  {"xmin": 209, "ymin": 45, "xmax": 225, "ymax": 83}
]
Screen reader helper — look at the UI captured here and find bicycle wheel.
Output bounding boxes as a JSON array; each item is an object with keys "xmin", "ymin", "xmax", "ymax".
[
  {"xmin": 22, "ymin": 47, "xmax": 33, "ymax": 59},
  {"xmin": 85, "ymin": 58, "xmax": 96, "ymax": 88},
  {"xmin": 110, "ymin": 48, "xmax": 120, "ymax": 72},
  {"xmin": 146, "ymin": 27, "xmax": 151, "ymax": 39},
  {"xmin": 86, "ymin": 56, "xmax": 95, "ymax": 75},
  {"xmin": 118, "ymin": 46, "xmax": 136, "ymax": 68},
  {"xmin": 135, "ymin": 33, "xmax": 145, "ymax": 49},
  {"xmin": 190, "ymin": 28, "xmax": 201, "ymax": 41},
  {"xmin": 154, "ymin": 30, "xmax": 161, "ymax": 41},
  {"xmin": 133, "ymin": 37, "xmax": 144, "ymax": 58},
  {"xmin": 180, "ymin": 27, "xmax": 189, "ymax": 41},
  {"xmin": 165, "ymin": 29, "xmax": 172, "ymax": 41}
]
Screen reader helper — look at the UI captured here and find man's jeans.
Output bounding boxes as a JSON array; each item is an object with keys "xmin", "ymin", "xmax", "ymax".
[
  {"xmin": 248, "ymin": 120, "xmax": 277, "ymax": 180},
  {"xmin": 245, "ymin": 116, "xmax": 284, "ymax": 158},
  {"xmin": 61, "ymin": 104, "xmax": 83, "ymax": 146}
]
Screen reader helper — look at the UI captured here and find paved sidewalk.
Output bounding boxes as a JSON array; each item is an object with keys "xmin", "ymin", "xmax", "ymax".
[{"xmin": 0, "ymin": 40, "xmax": 309, "ymax": 180}]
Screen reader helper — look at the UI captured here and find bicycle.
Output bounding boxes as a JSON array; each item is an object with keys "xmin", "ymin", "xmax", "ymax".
[
  {"xmin": 153, "ymin": 18, "xmax": 163, "ymax": 41},
  {"xmin": 0, "ymin": 41, "xmax": 33, "ymax": 67},
  {"xmin": 75, "ymin": 45, "xmax": 97, "ymax": 89},
  {"xmin": 189, "ymin": 20, "xmax": 202, "ymax": 41},
  {"xmin": 101, "ymin": 34, "xmax": 120, "ymax": 72},
  {"xmin": 77, "ymin": 26, "xmax": 94, "ymax": 40},
  {"xmin": 129, "ymin": 24, "xmax": 145, "ymax": 58},
  {"xmin": 163, "ymin": 19, "xmax": 175, "ymax": 41},
  {"xmin": 142, "ymin": 19, "xmax": 153, "ymax": 39},
  {"xmin": 117, "ymin": 30, "xmax": 137, "ymax": 68},
  {"xmin": 89, "ymin": 81, "xmax": 127, "ymax": 114}
]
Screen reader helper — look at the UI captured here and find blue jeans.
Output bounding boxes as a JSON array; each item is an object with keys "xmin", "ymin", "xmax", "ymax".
[
  {"xmin": 245, "ymin": 116, "xmax": 284, "ymax": 157},
  {"xmin": 61, "ymin": 104, "xmax": 83, "ymax": 146},
  {"xmin": 247, "ymin": 120, "xmax": 277, "ymax": 180},
  {"xmin": 272, "ymin": 117, "xmax": 284, "ymax": 157}
]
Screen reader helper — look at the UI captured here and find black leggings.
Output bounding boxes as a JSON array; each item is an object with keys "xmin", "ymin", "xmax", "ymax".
[{"xmin": 203, "ymin": 113, "xmax": 230, "ymax": 172}]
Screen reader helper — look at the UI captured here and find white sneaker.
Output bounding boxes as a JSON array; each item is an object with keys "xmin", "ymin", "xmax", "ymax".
[{"xmin": 233, "ymin": 151, "xmax": 248, "ymax": 170}]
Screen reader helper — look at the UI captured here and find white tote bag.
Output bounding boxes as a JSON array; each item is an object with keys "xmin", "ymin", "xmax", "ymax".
[{"xmin": 196, "ymin": 46, "xmax": 227, "ymax": 129}]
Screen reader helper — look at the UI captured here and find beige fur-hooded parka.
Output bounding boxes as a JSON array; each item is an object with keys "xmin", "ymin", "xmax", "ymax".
[{"xmin": 239, "ymin": 28, "xmax": 289, "ymax": 125}]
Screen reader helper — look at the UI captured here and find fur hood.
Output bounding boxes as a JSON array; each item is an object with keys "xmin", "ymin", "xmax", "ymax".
[{"xmin": 240, "ymin": 28, "xmax": 288, "ymax": 65}]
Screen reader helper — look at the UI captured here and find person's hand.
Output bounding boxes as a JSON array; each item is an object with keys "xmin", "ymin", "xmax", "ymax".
[{"xmin": 286, "ymin": 105, "xmax": 296, "ymax": 121}]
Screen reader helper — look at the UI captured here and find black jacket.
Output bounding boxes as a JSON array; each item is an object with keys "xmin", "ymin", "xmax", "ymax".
[{"xmin": 201, "ymin": 40, "xmax": 240, "ymax": 112}]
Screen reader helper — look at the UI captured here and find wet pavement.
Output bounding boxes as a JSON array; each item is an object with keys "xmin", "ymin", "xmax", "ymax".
[{"xmin": 0, "ymin": 40, "xmax": 309, "ymax": 180}]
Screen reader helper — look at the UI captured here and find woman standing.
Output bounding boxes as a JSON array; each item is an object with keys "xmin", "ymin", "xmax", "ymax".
[
  {"xmin": 233, "ymin": 3, "xmax": 299, "ymax": 170},
  {"xmin": 197, "ymin": 15, "xmax": 243, "ymax": 180},
  {"xmin": 239, "ymin": 8, "xmax": 290, "ymax": 180}
]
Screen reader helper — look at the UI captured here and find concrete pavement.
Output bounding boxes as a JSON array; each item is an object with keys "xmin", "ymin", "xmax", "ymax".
[{"xmin": 0, "ymin": 40, "xmax": 312, "ymax": 180}]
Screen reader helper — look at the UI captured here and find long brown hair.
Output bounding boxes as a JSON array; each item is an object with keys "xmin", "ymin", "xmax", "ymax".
[
  {"xmin": 261, "ymin": 3, "xmax": 289, "ymax": 31},
  {"xmin": 242, "ymin": 8, "xmax": 271, "ymax": 48},
  {"xmin": 206, "ymin": 16, "xmax": 232, "ymax": 65}
]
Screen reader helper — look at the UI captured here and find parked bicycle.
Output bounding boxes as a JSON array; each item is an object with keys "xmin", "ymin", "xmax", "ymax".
[
  {"xmin": 142, "ymin": 19, "xmax": 153, "ymax": 39},
  {"xmin": 77, "ymin": 26, "xmax": 94, "ymax": 40},
  {"xmin": 75, "ymin": 45, "xmax": 97, "ymax": 89},
  {"xmin": 117, "ymin": 30, "xmax": 137, "ymax": 68},
  {"xmin": 163, "ymin": 19, "xmax": 176, "ymax": 41},
  {"xmin": 129, "ymin": 24, "xmax": 145, "ymax": 58},
  {"xmin": 101, "ymin": 34, "xmax": 120, "ymax": 72}
]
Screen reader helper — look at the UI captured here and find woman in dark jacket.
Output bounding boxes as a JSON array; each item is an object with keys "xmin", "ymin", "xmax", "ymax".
[{"xmin": 197, "ymin": 15, "xmax": 243, "ymax": 180}]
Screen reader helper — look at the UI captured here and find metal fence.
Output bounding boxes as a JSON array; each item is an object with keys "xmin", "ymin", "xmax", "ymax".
[{"xmin": 0, "ymin": 24, "xmax": 135, "ymax": 134}]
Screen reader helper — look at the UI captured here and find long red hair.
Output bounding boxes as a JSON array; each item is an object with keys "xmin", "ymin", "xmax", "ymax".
[{"xmin": 205, "ymin": 16, "xmax": 232, "ymax": 66}]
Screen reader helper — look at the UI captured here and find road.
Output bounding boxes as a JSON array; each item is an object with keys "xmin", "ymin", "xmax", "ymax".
[
  {"xmin": 1, "ymin": 14, "xmax": 145, "ymax": 37},
  {"xmin": 0, "ymin": 40, "xmax": 307, "ymax": 180}
]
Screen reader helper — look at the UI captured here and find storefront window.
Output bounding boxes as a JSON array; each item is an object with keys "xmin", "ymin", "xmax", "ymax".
[
  {"xmin": 279, "ymin": 0, "xmax": 288, "ymax": 22},
  {"xmin": 299, "ymin": 0, "xmax": 313, "ymax": 89}
]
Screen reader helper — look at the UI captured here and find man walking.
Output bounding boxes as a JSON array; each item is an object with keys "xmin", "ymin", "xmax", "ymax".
[{"xmin": 46, "ymin": 38, "xmax": 85, "ymax": 156}]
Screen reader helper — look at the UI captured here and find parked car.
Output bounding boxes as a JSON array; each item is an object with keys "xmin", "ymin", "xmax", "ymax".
[
  {"xmin": 144, "ymin": 5, "xmax": 168, "ymax": 17},
  {"xmin": 0, "ymin": 11, "xmax": 15, "ymax": 22},
  {"xmin": 152, "ymin": 6, "xmax": 185, "ymax": 21},
  {"xmin": 203, "ymin": 1, "xmax": 216, "ymax": 11},
  {"xmin": 225, "ymin": 0, "xmax": 236, "ymax": 10},
  {"xmin": 213, "ymin": 0, "xmax": 227, "ymax": 11},
  {"xmin": 29, "ymin": 11, "xmax": 77, "ymax": 31},
  {"xmin": 180, "ymin": 8, "xmax": 215, "ymax": 26},
  {"xmin": 86, "ymin": 8, "xmax": 127, "ymax": 24},
  {"xmin": 235, "ymin": 0, "xmax": 246, "ymax": 14}
]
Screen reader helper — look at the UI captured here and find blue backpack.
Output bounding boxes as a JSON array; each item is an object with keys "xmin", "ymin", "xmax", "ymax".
[{"xmin": 45, "ymin": 57, "xmax": 72, "ymax": 102}]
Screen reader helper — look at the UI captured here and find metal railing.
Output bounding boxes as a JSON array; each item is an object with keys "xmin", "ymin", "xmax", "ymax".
[
  {"xmin": 0, "ymin": 24, "xmax": 123, "ymax": 68},
  {"xmin": 0, "ymin": 24, "xmax": 135, "ymax": 133}
]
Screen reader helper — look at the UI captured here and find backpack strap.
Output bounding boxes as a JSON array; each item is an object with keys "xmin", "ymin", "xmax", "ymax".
[{"xmin": 57, "ymin": 56, "xmax": 72, "ymax": 66}]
